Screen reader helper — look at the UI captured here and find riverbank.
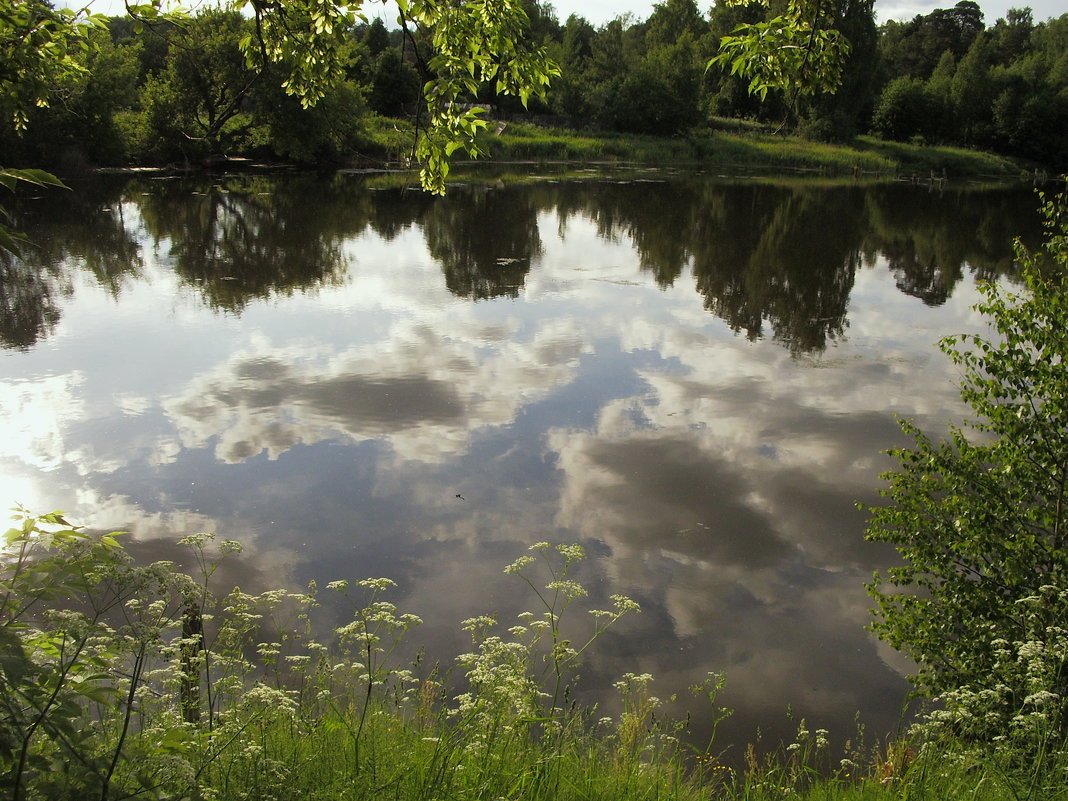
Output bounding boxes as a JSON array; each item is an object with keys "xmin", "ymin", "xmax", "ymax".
[{"xmin": 363, "ymin": 116, "xmax": 1036, "ymax": 182}]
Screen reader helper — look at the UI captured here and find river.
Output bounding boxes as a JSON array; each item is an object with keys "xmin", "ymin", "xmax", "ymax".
[{"xmin": 0, "ymin": 165, "xmax": 1045, "ymax": 755}]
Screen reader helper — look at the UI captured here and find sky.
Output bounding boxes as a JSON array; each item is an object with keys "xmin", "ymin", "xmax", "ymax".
[
  {"xmin": 60, "ymin": 0, "xmax": 1068, "ymax": 26},
  {"xmin": 542, "ymin": 0, "xmax": 1065, "ymax": 25}
]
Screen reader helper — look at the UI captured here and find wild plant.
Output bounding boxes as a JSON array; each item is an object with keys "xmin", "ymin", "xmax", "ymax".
[
  {"xmin": 903, "ymin": 584, "xmax": 1068, "ymax": 801},
  {"xmin": 687, "ymin": 671, "xmax": 735, "ymax": 791},
  {"xmin": 1, "ymin": 513, "xmax": 732, "ymax": 801},
  {"xmin": 172, "ymin": 531, "xmax": 243, "ymax": 727},
  {"xmin": 500, "ymin": 541, "xmax": 640, "ymax": 721},
  {"xmin": 0, "ymin": 507, "xmax": 196, "ymax": 800},
  {"xmin": 444, "ymin": 541, "xmax": 642, "ymax": 798},
  {"xmin": 612, "ymin": 672, "xmax": 669, "ymax": 770},
  {"xmin": 737, "ymin": 717, "xmax": 835, "ymax": 799},
  {"xmin": 322, "ymin": 576, "xmax": 423, "ymax": 773}
]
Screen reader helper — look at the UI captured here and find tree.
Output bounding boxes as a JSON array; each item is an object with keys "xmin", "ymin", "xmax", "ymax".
[
  {"xmin": 1, "ymin": 0, "xmax": 557, "ymax": 201},
  {"xmin": 0, "ymin": 0, "xmax": 99, "ymax": 131},
  {"xmin": 548, "ymin": 13, "xmax": 596, "ymax": 119},
  {"xmin": 798, "ymin": 0, "xmax": 878, "ymax": 140},
  {"xmin": 922, "ymin": 49, "xmax": 958, "ymax": 141},
  {"xmin": 709, "ymin": 0, "xmax": 854, "ymax": 125},
  {"xmin": 582, "ymin": 16, "xmax": 651, "ymax": 129},
  {"xmin": 605, "ymin": 60, "xmax": 690, "ymax": 134},
  {"xmin": 582, "ymin": 4, "xmax": 711, "ymax": 136},
  {"xmin": 367, "ymin": 46, "xmax": 421, "ymax": 117},
  {"xmin": 363, "ymin": 16, "xmax": 390, "ymax": 57},
  {"xmin": 636, "ymin": 1, "xmax": 713, "ymax": 134},
  {"xmin": 0, "ymin": 0, "xmax": 101, "ymax": 249},
  {"xmin": 252, "ymin": 62, "xmax": 367, "ymax": 165},
  {"xmin": 871, "ymin": 75, "xmax": 934, "ymax": 141},
  {"xmin": 989, "ymin": 7, "xmax": 1034, "ymax": 63},
  {"xmin": 396, "ymin": 0, "xmax": 559, "ymax": 192},
  {"xmin": 866, "ymin": 189, "xmax": 1068, "ymax": 742},
  {"xmin": 0, "ymin": 23, "xmax": 143, "ymax": 168},
  {"xmin": 706, "ymin": 0, "xmax": 767, "ymax": 119},
  {"xmin": 646, "ymin": 0, "xmax": 707, "ymax": 47},
  {"xmin": 878, "ymin": 1, "xmax": 985, "ymax": 81},
  {"xmin": 949, "ymin": 31, "xmax": 996, "ymax": 145},
  {"xmin": 140, "ymin": 10, "xmax": 258, "ymax": 160},
  {"xmin": 519, "ymin": 0, "xmax": 561, "ymax": 45}
]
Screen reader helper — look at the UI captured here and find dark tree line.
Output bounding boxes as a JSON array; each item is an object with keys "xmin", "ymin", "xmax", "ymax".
[
  {"xmin": 871, "ymin": 3, "xmax": 1068, "ymax": 165},
  {"xmin": 2, "ymin": 0, "xmax": 1066, "ymax": 171},
  {"xmin": 536, "ymin": 0, "xmax": 1067, "ymax": 166},
  {"xmin": 0, "ymin": 6, "xmax": 420, "ymax": 168}
]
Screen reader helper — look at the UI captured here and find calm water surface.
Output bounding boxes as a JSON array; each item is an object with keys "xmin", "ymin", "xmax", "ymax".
[{"xmin": 0, "ymin": 167, "xmax": 1044, "ymax": 753}]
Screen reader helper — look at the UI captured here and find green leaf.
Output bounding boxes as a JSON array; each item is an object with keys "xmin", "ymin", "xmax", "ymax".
[
  {"xmin": 0, "ymin": 627, "xmax": 32, "ymax": 682},
  {"xmin": 0, "ymin": 225, "xmax": 26, "ymax": 257},
  {"xmin": 866, "ymin": 188, "xmax": 1068, "ymax": 743}
]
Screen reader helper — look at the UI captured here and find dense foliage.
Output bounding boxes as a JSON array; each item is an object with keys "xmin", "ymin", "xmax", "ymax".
[
  {"xmin": 3, "ymin": 0, "xmax": 1066, "ymax": 174},
  {"xmin": 3, "ymin": 507, "xmax": 1066, "ymax": 801},
  {"xmin": 867, "ymin": 189, "xmax": 1067, "ymax": 772},
  {"xmin": 0, "ymin": 516, "xmax": 666, "ymax": 800},
  {"xmin": 0, "ymin": 0, "xmax": 557, "ymax": 193}
]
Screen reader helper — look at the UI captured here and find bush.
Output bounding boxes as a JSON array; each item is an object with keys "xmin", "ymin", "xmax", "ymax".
[
  {"xmin": 871, "ymin": 76, "xmax": 936, "ymax": 142},
  {"xmin": 866, "ymin": 188, "xmax": 1068, "ymax": 754}
]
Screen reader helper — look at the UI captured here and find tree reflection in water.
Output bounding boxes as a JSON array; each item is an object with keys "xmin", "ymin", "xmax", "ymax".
[
  {"xmin": 423, "ymin": 183, "xmax": 542, "ymax": 300},
  {"xmin": 0, "ymin": 253, "xmax": 65, "ymax": 351},
  {"xmin": 0, "ymin": 175, "xmax": 140, "ymax": 349},
  {"xmin": 0, "ymin": 171, "xmax": 1041, "ymax": 352},
  {"xmin": 137, "ymin": 175, "xmax": 364, "ymax": 312}
]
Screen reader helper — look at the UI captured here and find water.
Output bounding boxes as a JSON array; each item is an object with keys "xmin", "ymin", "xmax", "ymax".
[{"xmin": 0, "ymin": 166, "xmax": 1044, "ymax": 755}]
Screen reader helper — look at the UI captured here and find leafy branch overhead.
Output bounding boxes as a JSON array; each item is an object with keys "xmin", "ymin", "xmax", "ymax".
[
  {"xmin": 0, "ymin": 0, "xmax": 558, "ymax": 197},
  {"xmin": 0, "ymin": 0, "xmax": 107, "ymax": 132},
  {"xmin": 397, "ymin": 0, "xmax": 560, "ymax": 193},
  {"xmin": 709, "ymin": 0, "xmax": 851, "ymax": 106},
  {"xmin": 203, "ymin": 0, "xmax": 557, "ymax": 194}
]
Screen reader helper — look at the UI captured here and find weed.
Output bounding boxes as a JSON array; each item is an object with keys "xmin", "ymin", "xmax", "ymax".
[{"xmin": 3, "ymin": 507, "xmax": 1062, "ymax": 800}]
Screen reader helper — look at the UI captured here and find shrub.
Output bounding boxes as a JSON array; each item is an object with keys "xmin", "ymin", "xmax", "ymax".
[
  {"xmin": 867, "ymin": 188, "xmax": 1068, "ymax": 756},
  {"xmin": 871, "ymin": 76, "xmax": 936, "ymax": 142}
]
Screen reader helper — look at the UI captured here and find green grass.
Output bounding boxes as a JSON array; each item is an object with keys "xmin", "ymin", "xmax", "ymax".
[
  {"xmin": 849, "ymin": 135, "xmax": 1030, "ymax": 178},
  {"xmin": 361, "ymin": 116, "xmax": 1031, "ymax": 183},
  {"xmin": 357, "ymin": 114, "xmax": 419, "ymax": 163},
  {"xmin": 4, "ymin": 519, "xmax": 1066, "ymax": 801}
]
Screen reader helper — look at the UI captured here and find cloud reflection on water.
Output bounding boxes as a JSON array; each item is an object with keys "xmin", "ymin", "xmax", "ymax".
[{"xmin": 0, "ymin": 171, "xmax": 1043, "ymax": 755}]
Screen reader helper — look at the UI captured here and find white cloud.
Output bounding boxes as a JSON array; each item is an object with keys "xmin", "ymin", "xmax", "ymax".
[
  {"xmin": 0, "ymin": 373, "xmax": 87, "ymax": 472},
  {"xmin": 161, "ymin": 312, "xmax": 589, "ymax": 465}
]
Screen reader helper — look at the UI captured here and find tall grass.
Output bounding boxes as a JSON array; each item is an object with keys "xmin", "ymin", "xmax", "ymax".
[{"xmin": 2, "ymin": 508, "xmax": 1064, "ymax": 801}]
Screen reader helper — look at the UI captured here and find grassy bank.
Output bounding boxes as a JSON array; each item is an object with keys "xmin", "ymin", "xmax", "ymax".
[
  {"xmin": 363, "ymin": 116, "xmax": 1033, "ymax": 182},
  {"xmin": 3, "ymin": 512, "xmax": 1066, "ymax": 801}
]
